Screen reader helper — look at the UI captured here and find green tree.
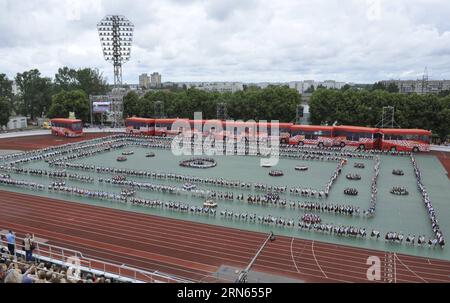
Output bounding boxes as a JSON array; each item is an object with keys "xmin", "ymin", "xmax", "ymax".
[
  {"xmin": 76, "ymin": 68, "xmax": 108, "ymax": 96},
  {"xmin": 340, "ymin": 84, "xmax": 352, "ymax": 91},
  {"xmin": 371, "ymin": 81, "xmax": 386, "ymax": 91},
  {"xmin": 47, "ymin": 90, "xmax": 89, "ymax": 122},
  {"xmin": 54, "ymin": 67, "xmax": 79, "ymax": 92},
  {"xmin": 305, "ymin": 85, "xmax": 315, "ymax": 93},
  {"xmin": 435, "ymin": 108, "xmax": 450, "ymax": 140},
  {"xmin": 0, "ymin": 97, "xmax": 12, "ymax": 127},
  {"xmin": 15, "ymin": 69, "xmax": 53, "ymax": 120},
  {"xmin": 123, "ymin": 91, "xmax": 140, "ymax": 118},
  {"xmin": 122, "ymin": 86, "xmax": 300, "ymax": 122},
  {"xmin": 54, "ymin": 67, "xmax": 108, "ymax": 96},
  {"xmin": 0, "ymin": 74, "xmax": 13, "ymax": 99},
  {"xmin": 438, "ymin": 90, "xmax": 450, "ymax": 97},
  {"xmin": 386, "ymin": 83, "xmax": 399, "ymax": 93}
]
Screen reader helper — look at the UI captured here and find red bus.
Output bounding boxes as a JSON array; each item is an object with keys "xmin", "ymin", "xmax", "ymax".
[
  {"xmin": 189, "ymin": 119, "xmax": 225, "ymax": 139},
  {"xmin": 379, "ymin": 128, "xmax": 431, "ymax": 152},
  {"xmin": 125, "ymin": 117, "xmax": 155, "ymax": 135},
  {"xmin": 289, "ymin": 125, "xmax": 334, "ymax": 147},
  {"xmin": 332, "ymin": 126, "xmax": 379, "ymax": 149},
  {"xmin": 50, "ymin": 119, "xmax": 83, "ymax": 137},
  {"xmin": 216, "ymin": 121, "xmax": 267, "ymax": 142},
  {"xmin": 257, "ymin": 122, "xmax": 293, "ymax": 143},
  {"xmin": 154, "ymin": 118, "xmax": 190, "ymax": 137}
]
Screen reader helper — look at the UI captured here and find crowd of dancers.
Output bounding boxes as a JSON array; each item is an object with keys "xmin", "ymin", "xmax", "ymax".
[
  {"xmin": 52, "ymin": 162, "xmax": 254, "ymax": 190},
  {"xmin": 246, "ymin": 192, "xmax": 287, "ymax": 206},
  {"xmin": 298, "ymin": 202, "xmax": 360, "ymax": 216},
  {"xmin": 390, "ymin": 187, "xmax": 409, "ymax": 196},
  {"xmin": 301, "ymin": 213, "xmax": 321, "ymax": 224},
  {"xmin": 344, "ymin": 188, "xmax": 358, "ymax": 196},
  {"xmin": 346, "ymin": 173, "xmax": 361, "ymax": 180},
  {"xmin": 0, "ymin": 166, "xmax": 94, "ymax": 183},
  {"xmin": 0, "ymin": 134, "xmax": 445, "ymax": 250},
  {"xmin": 129, "ymin": 198, "xmax": 217, "ymax": 216},
  {"xmin": 363, "ymin": 156, "xmax": 380, "ymax": 217},
  {"xmin": 0, "ymin": 175, "xmax": 44, "ymax": 190},
  {"xmin": 48, "ymin": 184, "xmax": 128, "ymax": 202},
  {"xmin": 179, "ymin": 157, "xmax": 217, "ymax": 169},
  {"xmin": 411, "ymin": 155, "xmax": 445, "ymax": 248},
  {"xmin": 254, "ymin": 184, "xmax": 287, "ymax": 193}
]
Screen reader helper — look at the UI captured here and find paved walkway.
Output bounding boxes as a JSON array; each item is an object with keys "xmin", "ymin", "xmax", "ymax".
[{"xmin": 0, "ymin": 128, "xmax": 125, "ymax": 139}]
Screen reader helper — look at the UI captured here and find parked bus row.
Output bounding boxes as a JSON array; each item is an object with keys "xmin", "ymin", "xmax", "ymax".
[{"xmin": 124, "ymin": 117, "xmax": 431, "ymax": 152}]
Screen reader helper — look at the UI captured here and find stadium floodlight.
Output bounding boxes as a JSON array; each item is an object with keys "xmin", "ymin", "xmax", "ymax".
[{"xmin": 97, "ymin": 15, "xmax": 134, "ymax": 87}]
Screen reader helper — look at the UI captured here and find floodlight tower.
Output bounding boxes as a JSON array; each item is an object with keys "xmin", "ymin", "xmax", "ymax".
[{"xmin": 97, "ymin": 15, "xmax": 134, "ymax": 87}]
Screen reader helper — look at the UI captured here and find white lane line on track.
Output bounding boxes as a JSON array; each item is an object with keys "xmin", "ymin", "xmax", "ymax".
[
  {"xmin": 290, "ymin": 237, "xmax": 302, "ymax": 274},
  {"xmin": 312, "ymin": 240, "xmax": 328, "ymax": 278},
  {"xmin": 395, "ymin": 253, "xmax": 428, "ymax": 283}
]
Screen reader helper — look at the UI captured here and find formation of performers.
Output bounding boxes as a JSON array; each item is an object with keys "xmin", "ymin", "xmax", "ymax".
[
  {"xmin": 363, "ymin": 156, "xmax": 380, "ymax": 217},
  {"xmin": 48, "ymin": 184, "xmax": 128, "ymax": 202},
  {"xmin": 54, "ymin": 162, "xmax": 253, "ymax": 190},
  {"xmin": 392, "ymin": 169, "xmax": 404, "ymax": 176},
  {"xmin": 268, "ymin": 170, "xmax": 284, "ymax": 177},
  {"xmin": 0, "ymin": 135, "xmax": 445, "ymax": 251},
  {"xmin": 290, "ymin": 187, "xmax": 328, "ymax": 198},
  {"xmin": 344, "ymin": 188, "xmax": 358, "ymax": 196},
  {"xmin": 179, "ymin": 157, "xmax": 217, "ymax": 169},
  {"xmin": 281, "ymin": 147, "xmax": 375, "ymax": 160},
  {"xmin": 354, "ymin": 163, "xmax": 365, "ymax": 169},
  {"xmin": 254, "ymin": 184, "xmax": 287, "ymax": 193},
  {"xmin": 0, "ymin": 166, "xmax": 94, "ymax": 183},
  {"xmin": 301, "ymin": 213, "xmax": 321, "ymax": 224},
  {"xmin": 411, "ymin": 155, "xmax": 445, "ymax": 248},
  {"xmin": 246, "ymin": 192, "xmax": 286, "ymax": 206},
  {"xmin": 298, "ymin": 202, "xmax": 360, "ymax": 216},
  {"xmin": 346, "ymin": 173, "xmax": 361, "ymax": 180},
  {"xmin": 0, "ymin": 176, "xmax": 44, "ymax": 190},
  {"xmin": 129, "ymin": 198, "xmax": 217, "ymax": 216},
  {"xmin": 390, "ymin": 186, "xmax": 409, "ymax": 195},
  {"xmin": 324, "ymin": 159, "xmax": 346, "ymax": 196}
]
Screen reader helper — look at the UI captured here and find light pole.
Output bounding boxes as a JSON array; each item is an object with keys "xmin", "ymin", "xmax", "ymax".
[
  {"xmin": 97, "ymin": 15, "xmax": 134, "ymax": 87},
  {"xmin": 97, "ymin": 15, "xmax": 134, "ymax": 128}
]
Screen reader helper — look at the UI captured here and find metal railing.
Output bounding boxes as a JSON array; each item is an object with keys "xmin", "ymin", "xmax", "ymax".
[{"xmin": 0, "ymin": 234, "xmax": 193, "ymax": 283}]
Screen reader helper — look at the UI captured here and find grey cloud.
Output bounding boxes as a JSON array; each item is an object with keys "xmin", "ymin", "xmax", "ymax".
[{"xmin": 1, "ymin": 0, "xmax": 450, "ymax": 84}]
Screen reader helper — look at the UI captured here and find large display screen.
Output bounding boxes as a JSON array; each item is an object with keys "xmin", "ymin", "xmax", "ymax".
[{"xmin": 93, "ymin": 101, "xmax": 111, "ymax": 113}]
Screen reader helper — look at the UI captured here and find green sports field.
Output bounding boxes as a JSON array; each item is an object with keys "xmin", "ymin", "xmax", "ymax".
[{"xmin": 1, "ymin": 140, "xmax": 449, "ymax": 261}]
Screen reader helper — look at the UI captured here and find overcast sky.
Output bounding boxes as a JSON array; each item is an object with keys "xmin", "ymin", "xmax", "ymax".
[{"xmin": 1, "ymin": 0, "xmax": 450, "ymax": 84}]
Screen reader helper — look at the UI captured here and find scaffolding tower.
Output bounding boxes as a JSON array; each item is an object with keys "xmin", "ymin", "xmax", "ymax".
[
  {"xmin": 376, "ymin": 106, "xmax": 400, "ymax": 128},
  {"xmin": 154, "ymin": 101, "xmax": 165, "ymax": 119},
  {"xmin": 217, "ymin": 102, "xmax": 227, "ymax": 120}
]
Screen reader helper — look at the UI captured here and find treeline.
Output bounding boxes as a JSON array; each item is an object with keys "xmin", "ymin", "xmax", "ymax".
[
  {"xmin": 309, "ymin": 89, "xmax": 450, "ymax": 139},
  {"xmin": 123, "ymin": 86, "xmax": 301, "ymax": 122},
  {"xmin": 0, "ymin": 67, "xmax": 109, "ymax": 126}
]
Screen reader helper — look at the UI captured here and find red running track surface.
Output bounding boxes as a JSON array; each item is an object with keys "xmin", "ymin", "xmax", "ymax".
[
  {"xmin": 1, "ymin": 190, "xmax": 450, "ymax": 283},
  {"xmin": 0, "ymin": 133, "xmax": 111, "ymax": 151},
  {"xmin": 431, "ymin": 151, "xmax": 450, "ymax": 180}
]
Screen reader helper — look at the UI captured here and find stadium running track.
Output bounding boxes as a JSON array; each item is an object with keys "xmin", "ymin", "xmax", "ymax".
[{"xmin": 1, "ymin": 134, "xmax": 450, "ymax": 283}]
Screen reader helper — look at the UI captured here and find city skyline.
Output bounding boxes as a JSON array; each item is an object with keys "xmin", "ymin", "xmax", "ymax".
[{"xmin": 1, "ymin": 0, "xmax": 450, "ymax": 84}]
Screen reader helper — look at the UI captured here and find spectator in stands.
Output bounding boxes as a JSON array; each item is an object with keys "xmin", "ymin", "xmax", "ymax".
[
  {"xmin": 34, "ymin": 270, "xmax": 47, "ymax": 283},
  {"xmin": 22, "ymin": 265, "xmax": 36, "ymax": 283},
  {"xmin": 46, "ymin": 271, "xmax": 54, "ymax": 282},
  {"xmin": 23, "ymin": 234, "xmax": 35, "ymax": 262},
  {"xmin": 4, "ymin": 269, "xmax": 22, "ymax": 283},
  {"xmin": 6, "ymin": 230, "xmax": 15, "ymax": 258},
  {"xmin": 0, "ymin": 263, "xmax": 7, "ymax": 282}
]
